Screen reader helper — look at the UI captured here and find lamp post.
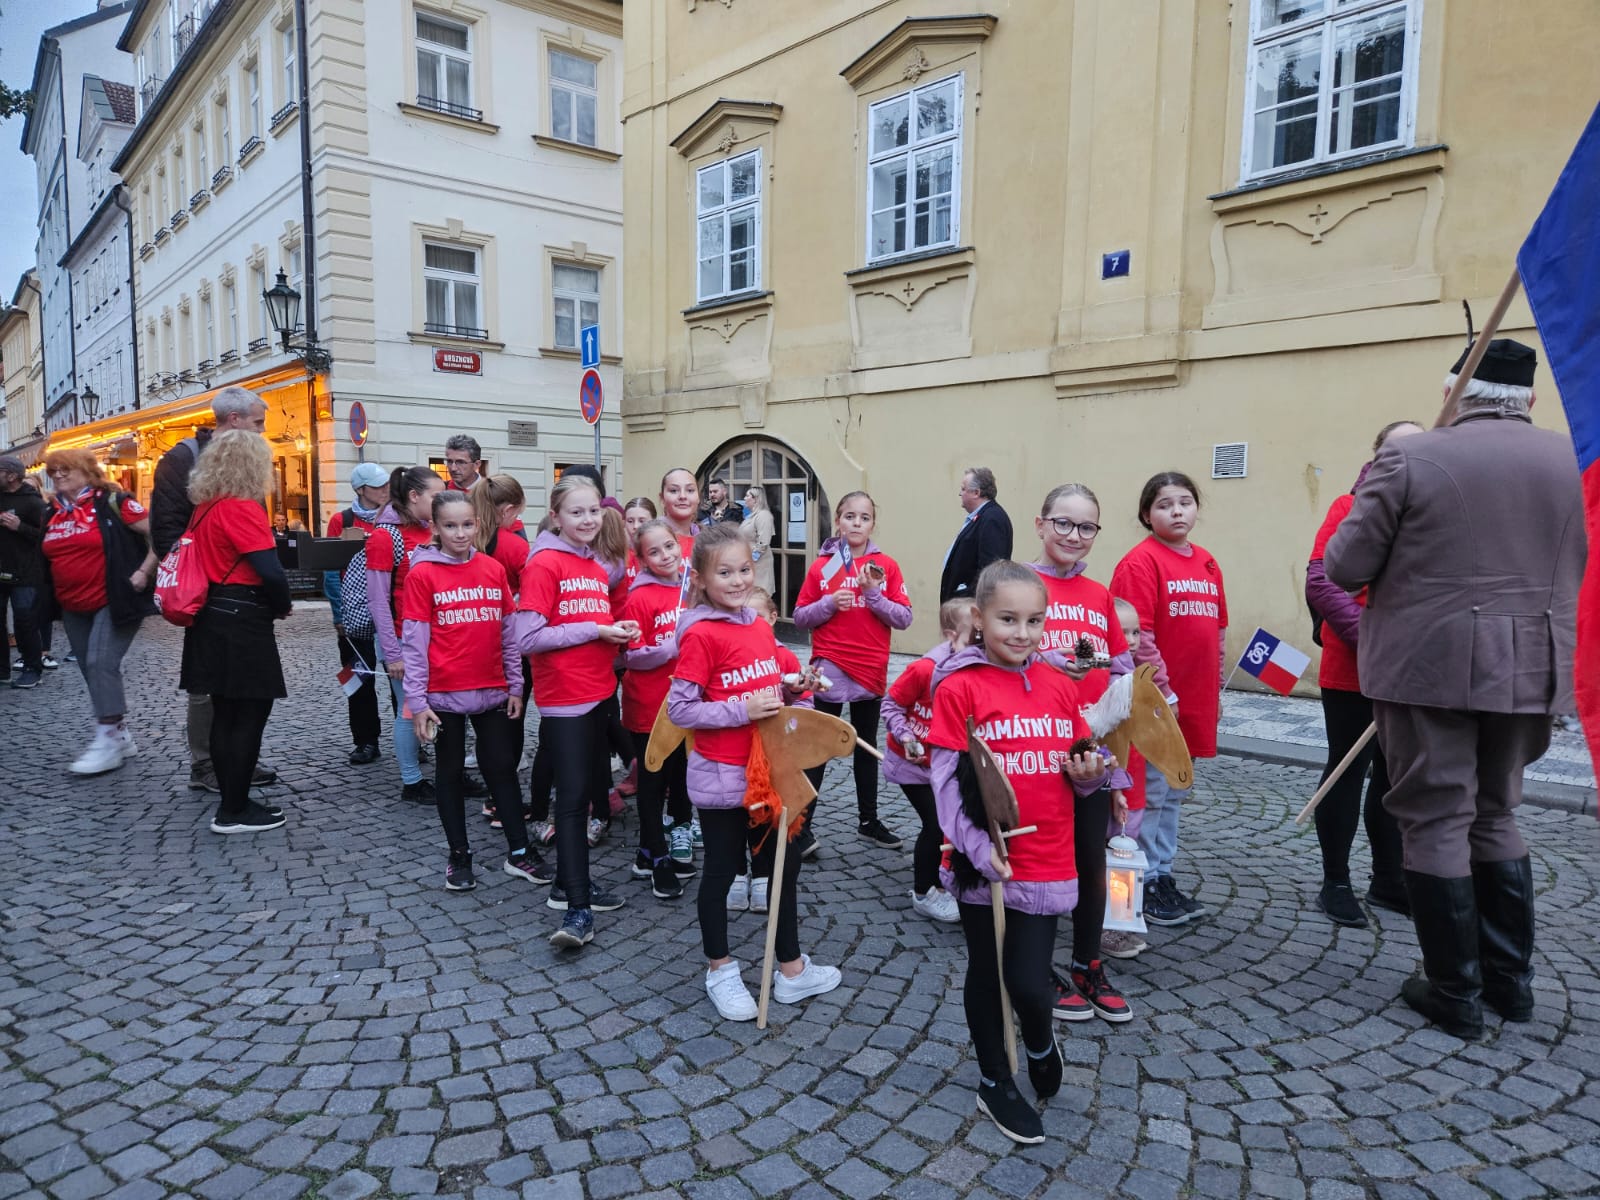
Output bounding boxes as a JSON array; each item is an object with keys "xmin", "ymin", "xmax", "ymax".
[
  {"xmin": 261, "ymin": 268, "xmax": 331, "ymax": 534},
  {"xmin": 81, "ymin": 386, "xmax": 100, "ymax": 423}
]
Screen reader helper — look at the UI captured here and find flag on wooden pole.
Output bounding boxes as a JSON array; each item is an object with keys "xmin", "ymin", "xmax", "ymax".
[{"xmin": 1237, "ymin": 628, "xmax": 1311, "ymax": 696}]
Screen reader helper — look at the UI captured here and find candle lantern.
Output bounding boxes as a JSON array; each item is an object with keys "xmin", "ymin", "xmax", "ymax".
[{"xmin": 1104, "ymin": 832, "xmax": 1148, "ymax": 933}]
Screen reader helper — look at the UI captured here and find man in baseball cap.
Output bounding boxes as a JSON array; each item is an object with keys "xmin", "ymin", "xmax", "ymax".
[{"xmin": 326, "ymin": 462, "xmax": 392, "ymax": 764}]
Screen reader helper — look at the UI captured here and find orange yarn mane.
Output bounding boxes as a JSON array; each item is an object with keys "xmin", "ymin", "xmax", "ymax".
[{"xmin": 743, "ymin": 733, "xmax": 805, "ymax": 850}]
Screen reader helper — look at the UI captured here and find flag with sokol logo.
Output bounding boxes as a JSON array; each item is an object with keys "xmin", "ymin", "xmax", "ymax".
[{"xmin": 1237, "ymin": 628, "xmax": 1310, "ymax": 696}]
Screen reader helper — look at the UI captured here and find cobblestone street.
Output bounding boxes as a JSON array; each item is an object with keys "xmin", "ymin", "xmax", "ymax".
[{"xmin": 5, "ymin": 610, "xmax": 1600, "ymax": 1200}]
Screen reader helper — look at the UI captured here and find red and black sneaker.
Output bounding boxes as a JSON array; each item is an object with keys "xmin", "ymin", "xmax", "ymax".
[
  {"xmin": 1049, "ymin": 971, "xmax": 1095, "ymax": 1022},
  {"xmin": 1071, "ymin": 959, "xmax": 1133, "ymax": 1023}
]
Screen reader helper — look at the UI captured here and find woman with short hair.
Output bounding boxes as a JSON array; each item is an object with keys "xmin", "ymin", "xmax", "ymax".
[
  {"xmin": 40, "ymin": 448, "xmax": 157, "ymax": 774},
  {"xmin": 181, "ymin": 430, "xmax": 293, "ymax": 834}
]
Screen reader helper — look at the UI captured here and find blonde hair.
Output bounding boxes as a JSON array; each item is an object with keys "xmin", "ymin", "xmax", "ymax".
[
  {"xmin": 688, "ymin": 522, "xmax": 749, "ymax": 609},
  {"xmin": 749, "ymin": 586, "xmax": 778, "ymax": 619},
  {"xmin": 470, "ymin": 474, "xmax": 524, "ymax": 552},
  {"xmin": 188, "ymin": 430, "xmax": 271, "ymax": 503},
  {"xmin": 939, "ymin": 597, "xmax": 975, "ymax": 634},
  {"xmin": 549, "ymin": 475, "xmax": 628, "ymax": 567},
  {"xmin": 42, "ymin": 448, "xmax": 109, "ymax": 491},
  {"xmin": 743, "ymin": 487, "xmax": 769, "ymax": 513}
]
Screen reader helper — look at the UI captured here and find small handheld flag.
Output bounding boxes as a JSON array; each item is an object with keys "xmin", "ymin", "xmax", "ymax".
[
  {"xmin": 1237, "ymin": 628, "xmax": 1310, "ymax": 696},
  {"xmin": 337, "ymin": 665, "xmax": 364, "ymax": 697},
  {"xmin": 820, "ymin": 540, "xmax": 855, "ymax": 585}
]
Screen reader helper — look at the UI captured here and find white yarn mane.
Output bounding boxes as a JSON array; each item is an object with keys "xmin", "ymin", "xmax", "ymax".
[{"xmin": 1083, "ymin": 671, "xmax": 1133, "ymax": 739}]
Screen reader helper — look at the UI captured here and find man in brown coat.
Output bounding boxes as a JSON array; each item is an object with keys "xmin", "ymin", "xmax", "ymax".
[{"xmin": 1325, "ymin": 338, "xmax": 1585, "ymax": 1040}]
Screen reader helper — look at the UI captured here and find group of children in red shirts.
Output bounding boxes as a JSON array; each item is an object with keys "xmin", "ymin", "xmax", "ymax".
[{"xmin": 387, "ymin": 462, "xmax": 1227, "ymax": 1146}]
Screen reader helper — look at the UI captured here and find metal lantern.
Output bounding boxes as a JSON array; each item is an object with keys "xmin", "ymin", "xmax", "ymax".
[
  {"xmin": 1104, "ymin": 832, "xmax": 1149, "ymax": 933},
  {"xmin": 262, "ymin": 269, "xmax": 302, "ymax": 348}
]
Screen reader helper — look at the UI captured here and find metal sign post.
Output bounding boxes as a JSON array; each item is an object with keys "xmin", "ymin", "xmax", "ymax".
[{"xmin": 580, "ymin": 322, "xmax": 602, "ymax": 470}]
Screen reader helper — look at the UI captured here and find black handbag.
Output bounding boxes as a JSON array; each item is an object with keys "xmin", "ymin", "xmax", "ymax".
[{"xmin": 96, "ymin": 490, "xmax": 158, "ymax": 626}]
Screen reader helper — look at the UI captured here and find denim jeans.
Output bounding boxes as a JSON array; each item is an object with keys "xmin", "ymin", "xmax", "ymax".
[
  {"xmin": 384, "ymin": 669, "xmax": 423, "ymax": 784},
  {"xmin": 0, "ymin": 582, "xmax": 41, "ymax": 676},
  {"xmin": 1137, "ymin": 758, "xmax": 1188, "ymax": 878}
]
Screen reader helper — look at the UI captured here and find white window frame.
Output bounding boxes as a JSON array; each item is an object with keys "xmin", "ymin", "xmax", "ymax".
[
  {"xmin": 1241, "ymin": 0, "xmax": 1420, "ymax": 181},
  {"xmin": 246, "ymin": 64, "xmax": 261, "ymax": 139},
  {"xmin": 864, "ymin": 73, "xmax": 963, "ymax": 265},
  {"xmin": 548, "ymin": 48, "xmax": 598, "ymax": 146},
  {"xmin": 551, "ymin": 262, "xmax": 600, "ymax": 351},
  {"xmin": 201, "ymin": 292, "xmax": 216, "ymax": 363},
  {"xmin": 282, "ymin": 27, "xmax": 297, "ymax": 111},
  {"xmin": 250, "ymin": 262, "xmax": 267, "ymax": 345},
  {"xmin": 224, "ymin": 277, "xmax": 238, "ymax": 354},
  {"xmin": 415, "ymin": 12, "xmax": 474, "ymax": 115},
  {"xmin": 194, "ymin": 118, "xmax": 207, "ymax": 191},
  {"xmin": 422, "ymin": 241, "xmax": 483, "ymax": 337},
  {"xmin": 694, "ymin": 149, "xmax": 762, "ymax": 304}
]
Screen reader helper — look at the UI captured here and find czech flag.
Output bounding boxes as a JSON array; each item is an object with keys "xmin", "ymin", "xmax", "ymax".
[
  {"xmin": 336, "ymin": 665, "xmax": 364, "ymax": 698},
  {"xmin": 1238, "ymin": 628, "xmax": 1310, "ymax": 697},
  {"xmin": 1517, "ymin": 99, "xmax": 1600, "ymax": 780}
]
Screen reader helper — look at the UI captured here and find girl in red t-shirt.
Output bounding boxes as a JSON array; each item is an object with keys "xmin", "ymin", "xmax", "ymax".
[
  {"xmin": 515, "ymin": 476, "xmax": 639, "ymax": 950},
  {"xmin": 367, "ymin": 466, "xmax": 444, "ymax": 803},
  {"xmin": 403, "ymin": 489, "xmax": 549, "ymax": 894},
  {"xmin": 621, "ymin": 497, "xmax": 658, "ymax": 594},
  {"xmin": 470, "ymin": 474, "xmax": 534, "ymax": 825},
  {"xmin": 620, "ymin": 519, "xmax": 696, "ymax": 900},
  {"xmin": 658, "ymin": 468, "xmax": 700, "ymax": 560},
  {"xmin": 794, "ymin": 491, "xmax": 914, "ymax": 849},
  {"xmin": 925, "ymin": 561, "xmax": 1118, "ymax": 1145},
  {"xmin": 668, "ymin": 524, "xmax": 834, "ymax": 1023},
  {"xmin": 1304, "ymin": 421, "xmax": 1422, "ymax": 925},
  {"xmin": 1110, "ymin": 472, "xmax": 1227, "ymax": 928},
  {"xmin": 1031, "ymin": 483, "xmax": 1135, "ymax": 1020},
  {"xmin": 883, "ymin": 598, "xmax": 973, "ymax": 925}
]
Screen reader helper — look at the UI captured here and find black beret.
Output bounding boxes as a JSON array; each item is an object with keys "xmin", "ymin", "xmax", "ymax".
[{"xmin": 1450, "ymin": 338, "xmax": 1537, "ymax": 388}]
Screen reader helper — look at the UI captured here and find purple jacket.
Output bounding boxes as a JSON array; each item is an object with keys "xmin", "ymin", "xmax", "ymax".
[
  {"xmin": 366, "ymin": 502, "xmax": 419, "ymax": 664},
  {"xmin": 401, "ymin": 546, "xmax": 520, "ymax": 715},
  {"xmin": 882, "ymin": 641, "xmax": 956, "ymax": 788},
  {"xmin": 511, "ymin": 530, "xmax": 621, "ymax": 716},
  {"xmin": 621, "ymin": 569, "xmax": 683, "ymax": 671},
  {"xmin": 792, "ymin": 537, "xmax": 914, "ymax": 702},
  {"xmin": 1304, "ymin": 463, "xmax": 1371, "ymax": 650},
  {"xmin": 668, "ymin": 605, "xmax": 810, "ymax": 809}
]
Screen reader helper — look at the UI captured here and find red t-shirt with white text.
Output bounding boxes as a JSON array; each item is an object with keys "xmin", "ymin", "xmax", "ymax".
[
  {"xmin": 489, "ymin": 524, "xmax": 531, "ymax": 598},
  {"xmin": 519, "ymin": 548, "xmax": 617, "ymax": 707},
  {"xmin": 188, "ymin": 498, "xmax": 274, "ymax": 587},
  {"xmin": 1311, "ymin": 495, "xmax": 1361, "ymax": 693},
  {"xmin": 619, "ymin": 581, "xmax": 683, "ymax": 732},
  {"xmin": 795, "ymin": 548, "xmax": 910, "ymax": 694},
  {"xmin": 42, "ymin": 491, "xmax": 147, "ymax": 613},
  {"xmin": 1036, "ymin": 569, "xmax": 1128, "ymax": 706},
  {"xmin": 673, "ymin": 617, "xmax": 783, "ymax": 765},
  {"xmin": 366, "ymin": 522, "xmax": 433, "ymax": 616},
  {"xmin": 926, "ymin": 662, "xmax": 1082, "ymax": 884},
  {"xmin": 1111, "ymin": 536, "xmax": 1227, "ymax": 758},
  {"xmin": 402, "ymin": 554, "xmax": 514, "ymax": 694},
  {"xmin": 886, "ymin": 655, "xmax": 936, "ymax": 763}
]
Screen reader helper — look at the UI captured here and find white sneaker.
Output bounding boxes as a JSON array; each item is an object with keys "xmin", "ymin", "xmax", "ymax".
[
  {"xmin": 586, "ymin": 817, "xmax": 608, "ymax": 846},
  {"xmin": 749, "ymin": 877, "xmax": 769, "ymax": 914},
  {"xmin": 69, "ymin": 727, "xmax": 125, "ymax": 776},
  {"xmin": 726, "ymin": 874, "xmax": 750, "ymax": 912},
  {"xmin": 911, "ymin": 887, "xmax": 960, "ymax": 924},
  {"xmin": 772, "ymin": 954, "xmax": 842, "ymax": 1005},
  {"xmin": 705, "ymin": 961, "xmax": 758, "ymax": 1022},
  {"xmin": 112, "ymin": 723, "xmax": 138, "ymax": 757}
]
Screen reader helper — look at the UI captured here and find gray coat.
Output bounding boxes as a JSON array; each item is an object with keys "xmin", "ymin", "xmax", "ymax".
[{"xmin": 1324, "ymin": 409, "xmax": 1584, "ymax": 715}]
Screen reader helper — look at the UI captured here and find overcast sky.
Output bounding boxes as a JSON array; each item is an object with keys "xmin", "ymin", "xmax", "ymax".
[{"xmin": 0, "ymin": 0, "xmax": 64, "ymax": 300}]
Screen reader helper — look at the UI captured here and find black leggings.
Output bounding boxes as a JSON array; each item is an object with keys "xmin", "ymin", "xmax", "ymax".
[
  {"xmin": 541, "ymin": 705, "xmax": 611, "ymax": 908},
  {"xmin": 900, "ymin": 784, "xmax": 942, "ymax": 895},
  {"xmin": 527, "ymin": 726, "xmax": 605, "ymax": 823},
  {"xmin": 630, "ymin": 731, "xmax": 689, "ymax": 861},
  {"xmin": 806, "ymin": 697, "xmax": 883, "ymax": 824},
  {"xmin": 435, "ymin": 707, "xmax": 528, "ymax": 858},
  {"xmin": 603, "ymin": 693, "xmax": 632, "ymax": 765},
  {"xmin": 958, "ymin": 901, "xmax": 1058, "ymax": 1082},
  {"xmin": 1316, "ymin": 688, "xmax": 1404, "ymax": 885},
  {"xmin": 699, "ymin": 806, "xmax": 801, "ymax": 962},
  {"xmin": 211, "ymin": 696, "xmax": 274, "ymax": 817},
  {"xmin": 506, "ymin": 658, "xmax": 532, "ymax": 767},
  {"xmin": 1071, "ymin": 788, "xmax": 1110, "ymax": 965}
]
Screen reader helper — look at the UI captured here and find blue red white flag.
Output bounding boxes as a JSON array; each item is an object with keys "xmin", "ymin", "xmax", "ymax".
[
  {"xmin": 1516, "ymin": 99, "xmax": 1600, "ymax": 780},
  {"xmin": 1238, "ymin": 628, "xmax": 1311, "ymax": 696},
  {"xmin": 336, "ymin": 665, "xmax": 364, "ymax": 697},
  {"xmin": 820, "ymin": 539, "xmax": 855, "ymax": 585}
]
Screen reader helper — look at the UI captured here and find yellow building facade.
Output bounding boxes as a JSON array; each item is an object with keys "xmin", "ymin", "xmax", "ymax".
[{"xmin": 620, "ymin": 0, "xmax": 1593, "ymax": 673}]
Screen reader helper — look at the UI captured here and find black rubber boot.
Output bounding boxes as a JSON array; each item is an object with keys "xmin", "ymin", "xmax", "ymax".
[
  {"xmin": 1472, "ymin": 856, "xmax": 1535, "ymax": 1022},
  {"xmin": 1400, "ymin": 871, "xmax": 1484, "ymax": 1040}
]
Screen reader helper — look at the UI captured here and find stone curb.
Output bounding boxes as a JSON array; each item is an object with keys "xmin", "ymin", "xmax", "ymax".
[{"xmin": 1217, "ymin": 734, "xmax": 1597, "ymax": 817}]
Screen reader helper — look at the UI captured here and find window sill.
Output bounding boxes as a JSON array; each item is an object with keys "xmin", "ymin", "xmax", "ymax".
[
  {"xmin": 1210, "ymin": 144, "xmax": 1448, "ymax": 212},
  {"xmin": 238, "ymin": 137, "xmax": 265, "ymax": 168},
  {"xmin": 540, "ymin": 345, "xmax": 622, "ymax": 364},
  {"xmin": 407, "ymin": 330, "xmax": 506, "ymax": 352},
  {"xmin": 270, "ymin": 103, "xmax": 299, "ymax": 136},
  {"xmin": 846, "ymin": 245, "xmax": 974, "ymax": 285},
  {"xmin": 398, "ymin": 102, "xmax": 500, "ymax": 135},
  {"xmin": 681, "ymin": 290, "xmax": 773, "ymax": 320},
  {"xmin": 532, "ymin": 134, "xmax": 620, "ymax": 162}
]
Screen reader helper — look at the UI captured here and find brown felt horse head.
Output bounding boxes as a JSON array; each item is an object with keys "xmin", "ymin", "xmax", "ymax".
[{"xmin": 1098, "ymin": 664, "xmax": 1194, "ymax": 791}]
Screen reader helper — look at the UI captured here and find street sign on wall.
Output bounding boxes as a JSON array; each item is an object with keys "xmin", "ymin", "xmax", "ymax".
[{"xmin": 433, "ymin": 348, "xmax": 483, "ymax": 375}]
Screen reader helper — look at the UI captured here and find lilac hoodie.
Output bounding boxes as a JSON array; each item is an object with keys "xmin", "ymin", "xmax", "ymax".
[
  {"xmin": 929, "ymin": 645, "xmax": 1125, "ymax": 916},
  {"xmin": 1303, "ymin": 463, "xmax": 1372, "ymax": 650},
  {"xmin": 510, "ymin": 530, "xmax": 626, "ymax": 716},
  {"xmin": 667, "ymin": 604, "xmax": 810, "ymax": 809},
  {"xmin": 792, "ymin": 537, "xmax": 914, "ymax": 702},
  {"xmin": 620, "ymin": 569, "xmax": 682, "ymax": 673},
  {"xmin": 401, "ymin": 546, "xmax": 521, "ymax": 716},
  {"xmin": 881, "ymin": 641, "xmax": 956, "ymax": 788},
  {"xmin": 366, "ymin": 502, "xmax": 420, "ymax": 665}
]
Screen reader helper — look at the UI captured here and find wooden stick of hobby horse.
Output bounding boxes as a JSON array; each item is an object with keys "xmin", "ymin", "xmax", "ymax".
[
  {"xmin": 988, "ymin": 826, "xmax": 1017, "ymax": 1076},
  {"xmin": 756, "ymin": 810, "xmax": 794, "ymax": 1030},
  {"xmin": 941, "ymin": 825, "xmax": 1037, "ymax": 854},
  {"xmin": 855, "ymin": 738, "xmax": 884, "ymax": 761},
  {"xmin": 1436, "ymin": 269, "xmax": 1522, "ymax": 428},
  {"xmin": 1295, "ymin": 722, "xmax": 1377, "ymax": 826}
]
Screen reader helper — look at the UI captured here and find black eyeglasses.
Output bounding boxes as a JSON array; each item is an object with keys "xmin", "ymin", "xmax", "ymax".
[{"xmin": 1045, "ymin": 517, "xmax": 1100, "ymax": 539}]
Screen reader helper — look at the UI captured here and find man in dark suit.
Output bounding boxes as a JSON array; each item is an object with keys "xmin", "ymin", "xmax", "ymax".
[
  {"xmin": 940, "ymin": 466, "xmax": 1013, "ymax": 601},
  {"xmin": 1326, "ymin": 339, "xmax": 1584, "ymax": 1040}
]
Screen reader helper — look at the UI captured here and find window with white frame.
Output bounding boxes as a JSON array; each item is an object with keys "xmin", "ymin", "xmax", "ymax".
[
  {"xmin": 552, "ymin": 263, "xmax": 599, "ymax": 351},
  {"xmin": 194, "ymin": 119, "xmax": 207, "ymax": 191},
  {"xmin": 246, "ymin": 63, "xmax": 261, "ymax": 138},
  {"xmin": 866, "ymin": 74, "xmax": 962, "ymax": 263},
  {"xmin": 250, "ymin": 262, "xmax": 267, "ymax": 344},
  {"xmin": 216, "ymin": 93, "xmax": 231, "ymax": 167},
  {"xmin": 423, "ymin": 242, "xmax": 482, "ymax": 337},
  {"xmin": 548, "ymin": 49, "xmax": 597, "ymax": 146},
  {"xmin": 224, "ymin": 277, "xmax": 238, "ymax": 353},
  {"xmin": 288, "ymin": 244, "xmax": 304, "ymax": 330},
  {"xmin": 416, "ymin": 13, "xmax": 474, "ymax": 116},
  {"xmin": 1244, "ymin": 0, "xmax": 1417, "ymax": 179},
  {"xmin": 201, "ymin": 293, "xmax": 215, "ymax": 363},
  {"xmin": 695, "ymin": 150, "xmax": 761, "ymax": 303},
  {"xmin": 282, "ymin": 27, "xmax": 297, "ymax": 110}
]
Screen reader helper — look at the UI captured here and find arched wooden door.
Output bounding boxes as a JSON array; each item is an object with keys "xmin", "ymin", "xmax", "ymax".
[{"xmin": 699, "ymin": 437, "xmax": 830, "ymax": 619}]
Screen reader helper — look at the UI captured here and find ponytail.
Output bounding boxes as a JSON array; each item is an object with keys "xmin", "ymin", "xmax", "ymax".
[{"xmin": 390, "ymin": 465, "xmax": 442, "ymax": 528}]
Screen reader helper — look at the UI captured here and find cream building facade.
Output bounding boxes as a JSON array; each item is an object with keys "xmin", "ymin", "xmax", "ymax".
[
  {"xmin": 621, "ymin": 0, "xmax": 1593, "ymax": 669},
  {"xmin": 2, "ymin": 272, "xmax": 47, "ymax": 460},
  {"xmin": 52, "ymin": 0, "xmax": 623, "ymax": 527}
]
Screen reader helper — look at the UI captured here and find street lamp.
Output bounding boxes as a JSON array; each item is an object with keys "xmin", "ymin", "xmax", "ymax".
[
  {"xmin": 81, "ymin": 386, "xmax": 100, "ymax": 422},
  {"xmin": 261, "ymin": 269, "xmax": 331, "ymax": 372}
]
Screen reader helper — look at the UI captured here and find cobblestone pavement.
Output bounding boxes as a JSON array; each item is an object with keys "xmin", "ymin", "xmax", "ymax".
[{"xmin": 5, "ymin": 610, "xmax": 1600, "ymax": 1200}]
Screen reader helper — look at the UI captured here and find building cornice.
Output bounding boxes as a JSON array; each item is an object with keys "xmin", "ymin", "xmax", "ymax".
[
  {"xmin": 503, "ymin": 0, "xmax": 622, "ymax": 39},
  {"xmin": 840, "ymin": 14, "xmax": 997, "ymax": 88},
  {"xmin": 670, "ymin": 99, "xmax": 782, "ymax": 156},
  {"xmin": 60, "ymin": 186, "xmax": 129, "ymax": 269}
]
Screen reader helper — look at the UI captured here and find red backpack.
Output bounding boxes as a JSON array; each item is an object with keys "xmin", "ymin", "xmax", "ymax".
[{"xmin": 153, "ymin": 504, "xmax": 224, "ymax": 626}]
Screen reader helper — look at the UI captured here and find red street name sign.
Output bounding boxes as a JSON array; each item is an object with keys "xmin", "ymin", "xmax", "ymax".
[{"xmin": 433, "ymin": 348, "xmax": 482, "ymax": 375}]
